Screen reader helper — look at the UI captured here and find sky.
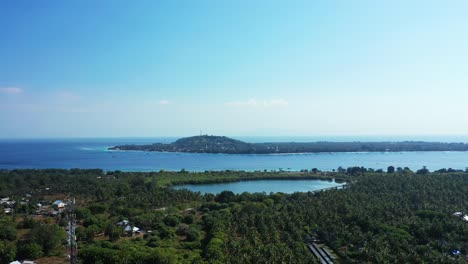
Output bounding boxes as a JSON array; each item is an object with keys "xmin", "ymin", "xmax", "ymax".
[{"xmin": 1, "ymin": 0, "xmax": 468, "ymax": 138}]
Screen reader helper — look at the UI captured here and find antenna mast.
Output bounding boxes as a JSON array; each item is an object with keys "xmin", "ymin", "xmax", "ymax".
[{"xmin": 67, "ymin": 198, "xmax": 78, "ymax": 264}]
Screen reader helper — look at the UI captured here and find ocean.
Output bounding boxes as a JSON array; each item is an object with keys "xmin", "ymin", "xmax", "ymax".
[{"xmin": 1, "ymin": 136, "xmax": 468, "ymax": 172}]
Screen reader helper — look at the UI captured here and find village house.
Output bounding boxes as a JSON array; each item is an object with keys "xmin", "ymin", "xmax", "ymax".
[
  {"xmin": 117, "ymin": 220, "xmax": 141, "ymax": 235},
  {"xmin": 124, "ymin": 225, "xmax": 140, "ymax": 234},
  {"xmin": 117, "ymin": 220, "xmax": 129, "ymax": 226},
  {"xmin": 52, "ymin": 200, "xmax": 66, "ymax": 209},
  {"xmin": 0, "ymin": 197, "xmax": 15, "ymax": 207}
]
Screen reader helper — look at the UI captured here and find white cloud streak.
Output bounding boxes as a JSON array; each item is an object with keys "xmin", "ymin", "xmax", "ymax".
[
  {"xmin": 0, "ymin": 87, "xmax": 23, "ymax": 94},
  {"xmin": 158, "ymin": 100, "xmax": 170, "ymax": 105},
  {"xmin": 225, "ymin": 98, "xmax": 289, "ymax": 108},
  {"xmin": 58, "ymin": 91, "xmax": 83, "ymax": 101}
]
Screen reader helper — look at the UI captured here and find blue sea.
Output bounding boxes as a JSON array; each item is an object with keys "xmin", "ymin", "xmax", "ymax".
[{"xmin": 1, "ymin": 136, "xmax": 468, "ymax": 172}]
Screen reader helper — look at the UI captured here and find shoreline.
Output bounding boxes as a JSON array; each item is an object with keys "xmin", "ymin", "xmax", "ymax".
[{"xmin": 107, "ymin": 148, "xmax": 468, "ymax": 155}]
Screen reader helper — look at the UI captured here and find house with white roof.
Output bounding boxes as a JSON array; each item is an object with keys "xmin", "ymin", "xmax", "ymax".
[
  {"xmin": 453, "ymin": 211, "xmax": 463, "ymax": 217},
  {"xmin": 117, "ymin": 220, "xmax": 129, "ymax": 226},
  {"xmin": 124, "ymin": 225, "xmax": 140, "ymax": 233},
  {"xmin": 52, "ymin": 200, "xmax": 66, "ymax": 208}
]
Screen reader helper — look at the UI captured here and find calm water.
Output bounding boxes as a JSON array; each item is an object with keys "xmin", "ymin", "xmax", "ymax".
[
  {"xmin": 173, "ymin": 179, "xmax": 344, "ymax": 194},
  {"xmin": 1, "ymin": 137, "xmax": 468, "ymax": 171}
]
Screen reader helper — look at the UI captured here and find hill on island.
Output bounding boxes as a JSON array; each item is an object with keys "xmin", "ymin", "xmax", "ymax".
[{"xmin": 109, "ymin": 135, "xmax": 468, "ymax": 154}]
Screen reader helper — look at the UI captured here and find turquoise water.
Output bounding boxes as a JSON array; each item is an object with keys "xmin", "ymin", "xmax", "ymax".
[
  {"xmin": 1, "ymin": 137, "xmax": 468, "ymax": 171},
  {"xmin": 173, "ymin": 179, "xmax": 344, "ymax": 194}
]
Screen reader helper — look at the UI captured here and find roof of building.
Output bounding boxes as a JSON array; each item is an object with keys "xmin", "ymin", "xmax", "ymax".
[
  {"xmin": 117, "ymin": 220, "xmax": 129, "ymax": 226},
  {"xmin": 124, "ymin": 225, "xmax": 140, "ymax": 232}
]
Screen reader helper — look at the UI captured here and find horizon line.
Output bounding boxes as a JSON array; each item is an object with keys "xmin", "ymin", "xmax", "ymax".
[{"xmin": 1, "ymin": 134, "xmax": 468, "ymax": 140}]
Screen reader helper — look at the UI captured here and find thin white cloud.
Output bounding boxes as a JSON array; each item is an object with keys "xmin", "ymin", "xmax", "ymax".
[
  {"xmin": 0, "ymin": 87, "xmax": 23, "ymax": 94},
  {"xmin": 158, "ymin": 100, "xmax": 170, "ymax": 105},
  {"xmin": 225, "ymin": 98, "xmax": 289, "ymax": 108},
  {"xmin": 58, "ymin": 91, "xmax": 83, "ymax": 101},
  {"xmin": 225, "ymin": 98, "xmax": 258, "ymax": 107},
  {"xmin": 264, "ymin": 99, "xmax": 289, "ymax": 107},
  {"xmin": 55, "ymin": 91, "xmax": 83, "ymax": 105}
]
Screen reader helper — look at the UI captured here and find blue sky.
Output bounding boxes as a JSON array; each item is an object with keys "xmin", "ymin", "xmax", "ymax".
[{"xmin": 1, "ymin": 0, "xmax": 467, "ymax": 137}]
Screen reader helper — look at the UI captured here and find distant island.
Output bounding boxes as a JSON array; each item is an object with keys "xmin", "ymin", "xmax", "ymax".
[{"xmin": 109, "ymin": 135, "xmax": 468, "ymax": 154}]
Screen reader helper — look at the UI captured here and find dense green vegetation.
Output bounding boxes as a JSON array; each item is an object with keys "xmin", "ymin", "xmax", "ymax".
[
  {"xmin": 110, "ymin": 135, "xmax": 468, "ymax": 154},
  {"xmin": 0, "ymin": 168, "xmax": 466, "ymax": 263}
]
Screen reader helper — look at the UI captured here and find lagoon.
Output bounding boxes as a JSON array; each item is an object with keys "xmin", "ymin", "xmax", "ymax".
[{"xmin": 173, "ymin": 179, "xmax": 344, "ymax": 194}]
